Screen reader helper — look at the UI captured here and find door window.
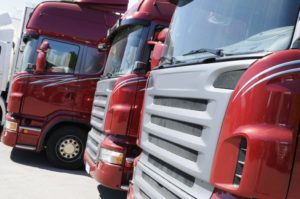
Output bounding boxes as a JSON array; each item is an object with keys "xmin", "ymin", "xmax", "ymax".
[
  {"xmin": 44, "ymin": 39, "xmax": 80, "ymax": 73},
  {"xmin": 80, "ymin": 47, "xmax": 105, "ymax": 74}
]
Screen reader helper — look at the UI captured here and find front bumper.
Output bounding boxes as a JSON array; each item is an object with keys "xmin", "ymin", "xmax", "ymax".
[
  {"xmin": 1, "ymin": 114, "xmax": 41, "ymax": 150},
  {"xmin": 84, "ymin": 148, "xmax": 131, "ymax": 190}
]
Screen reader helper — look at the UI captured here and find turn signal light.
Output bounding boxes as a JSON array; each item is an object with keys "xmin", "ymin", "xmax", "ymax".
[
  {"xmin": 99, "ymin": 148, "xmax": 124, "ymax": 165},
  {"xmin": 5, "ymin": 121, "xmax": 18, "ymax": 132}
]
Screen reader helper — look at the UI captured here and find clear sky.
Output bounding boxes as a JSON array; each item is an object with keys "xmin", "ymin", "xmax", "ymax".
[
  {"xmin": 1, "ymin": 0, "xmax": 44, "ymax": 19},
  {"xmin": 1, "ymin": 0, "xmax": 139, "ymax": 19}
]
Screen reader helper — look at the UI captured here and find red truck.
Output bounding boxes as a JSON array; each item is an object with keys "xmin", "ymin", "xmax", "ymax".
[
  {"xmin": 84, "ymin": 0, "xmax": 175, "ymax": 191},
  {"xmin": 129, "ymin": 0, "xmax": 300, "ymax": 198},
  {"xmin": 1, "ymin": 0, "xmax": 128, "ymax": 169}
]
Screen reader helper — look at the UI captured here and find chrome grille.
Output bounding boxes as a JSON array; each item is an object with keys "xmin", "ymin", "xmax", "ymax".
[
  {"xmin": 135, "ymin": 59, "xmax": 255, "ymax": 198},
  {"xmin": 86, "ymin": 128, "xmax": 105, "ymax": 163},
  {"xmin": 86, "ymin": 78, "xmax": 117, "ymax": 164},
  {"xmin": 90, "ymin": 93, "xmax": 107, "ymax": 131}
]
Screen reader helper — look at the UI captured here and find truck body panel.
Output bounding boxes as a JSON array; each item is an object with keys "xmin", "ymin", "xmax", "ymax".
[
  {"xmin": 129, "ymin": 0, "xmax": 300, "ymax": 198},
  {"xmin": 85, "ymin": 0, "xmax": 175, "ymax": 190},
  {"xmin": 2, "ymin": 0, "xmax": 128, "ymax": 169}
]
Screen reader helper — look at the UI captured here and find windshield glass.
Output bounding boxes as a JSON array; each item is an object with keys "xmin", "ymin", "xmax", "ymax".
[
  {"xmin": 19, "ymin": 38, "xmax": 38, "ymax": 72},
  {"xmin": 103, "ymin": 25, "xmax": 145, "ymax": 77},
  {"xmin": 164, "ymin": 0, "xmax": 299, "ymax": 63}
]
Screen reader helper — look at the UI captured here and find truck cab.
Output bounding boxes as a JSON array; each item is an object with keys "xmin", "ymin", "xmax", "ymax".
[
  {"xmin": 84, "ymin": 0, "xmax": 175, "ymax": 191},
  {"xmin": 2, "ymin": 0, "xmax": 128, "ymax": 169},
  {"xmin": 130, "ymin": 0, "xmax": 300, "ymax": 198}
]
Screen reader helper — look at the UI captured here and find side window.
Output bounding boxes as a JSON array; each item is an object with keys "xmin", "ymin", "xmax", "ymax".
[
  {"xmin": 43, "ymin": 39, "xmax": 80, "ymax": 73},
  {"xmin": 80, "ymin": 47, "xmax": 105, "ymax": 74}
]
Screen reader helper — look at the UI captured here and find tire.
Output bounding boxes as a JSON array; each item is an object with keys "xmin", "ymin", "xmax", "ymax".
[{"xmin": 46, "ymin": 125, "xmax": 87, "ymax": 170}]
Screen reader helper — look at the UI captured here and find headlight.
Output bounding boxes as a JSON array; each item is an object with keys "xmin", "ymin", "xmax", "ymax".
[
  {"xmin": 99, "ymin": 148, "xmax": 124, "ymax": 165},
  {"xmin": 5, "ymin": 120, "xmax": 18, "ymax": 132},
  {"xmin": 213, "ymin": 69, "xmax": 246, "ymax": 90}
]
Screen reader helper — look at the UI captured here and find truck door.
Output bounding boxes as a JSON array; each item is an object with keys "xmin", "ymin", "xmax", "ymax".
[
  {"xmin": 21, "ymin": 38, "xmax": 81, "ymax": 120},
  {"xmin": 72, "ymin": 46, "xmax": 105, "ymax": 123}
]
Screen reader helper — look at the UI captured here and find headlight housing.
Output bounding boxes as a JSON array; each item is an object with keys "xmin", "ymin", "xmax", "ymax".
[
  {"xmin": 5, "ymin": 120, "xmax": 18, "ymax": 132},
  {"xmin": 213, "ymin": 69, "xmax": 246, "ymax": 90},
  {"xmin": 98, "ymin": 148, "xmax": 124, "ymax": 165}
]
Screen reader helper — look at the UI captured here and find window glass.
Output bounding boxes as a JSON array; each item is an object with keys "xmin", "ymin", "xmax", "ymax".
[
  {"xmin": 163, "ymin": 0, "xmax": 299, "ymax": 63},
  {"xmin": 103, "ymin": 25, "xmax": 145, "ymax": 77},
  {"xmin": 81, "ymin": 47, "xmax": 105, "ymax": 74},
  {"xmin": 20, "ymin": 38, "xmax": 38, "ymax": 72},
  {"xmin": 44, "ymin": 39, "xmax": 80, "ymax": 73}
]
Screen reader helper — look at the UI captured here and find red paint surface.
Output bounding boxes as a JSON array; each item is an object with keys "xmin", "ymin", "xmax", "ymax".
[
  {"xmin": 86, "ymin": 0, "xmax": 175, "ymax": 190},
  {"xmin": 211, "ymin": 50, "xmax": 300, "ymax": 199},
  {"xmin": 4, "ymin": 1, "xmax": 128, "ymax": 151}
]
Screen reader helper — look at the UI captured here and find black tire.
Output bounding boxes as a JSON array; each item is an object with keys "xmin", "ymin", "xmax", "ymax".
[{"xmin": 46, "ymin": 125, "xmax": 87, "ymax": 170}]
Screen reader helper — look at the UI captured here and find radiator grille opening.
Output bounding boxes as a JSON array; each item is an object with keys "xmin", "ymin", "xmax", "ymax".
[
  {"xmin": 151, "ymin": 115, "xmax": 202, "ymax": 137},
  {"xmin": 149, "ymin": 134, "xmax": 198, "ymax": 162},
  {"xmin": 148, "ymin": 155, "xmax": 195, "ymax": 187},
  {"xmin": 94, "ymin": 95, "xmax": 107, "ymax": 103},
  {"xmin": 142, "ymin": 172, "xmax": 180, "ymax": 199},
  {"xmin": 233, "ymin": 138, "xmax": 247, "ymax": 186},
  {"xmin": 154, "ymin": 96, "xmax": 208, "ymax": 111}
]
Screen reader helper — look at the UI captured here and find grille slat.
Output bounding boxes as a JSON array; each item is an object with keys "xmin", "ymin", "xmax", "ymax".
[
  {"xmin": 154, "ymin": 96, "xmax": 208, "ymax": 112},
  {"xmin": 151, "ymin": 115, "xmax": 202, "ymax": 137},
  {"xmin": 148, "ymin": 134, "xmax": 198, "ymax": 162},
  {"xmin": 233, "ymin": 138, "xmax": 247, "ymax": 186},
  {"xmin": 142, "ymin": 172, "xmax": 180, "ymax": 199},
  {"xmin": 148, "ymin": 155, "xmax": 195, "ymax": 187}
]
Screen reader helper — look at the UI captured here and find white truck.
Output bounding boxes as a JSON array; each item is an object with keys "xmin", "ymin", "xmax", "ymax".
[{"xmin": 0, "ymin": 7, "xmax": 33, "ymax": 127}]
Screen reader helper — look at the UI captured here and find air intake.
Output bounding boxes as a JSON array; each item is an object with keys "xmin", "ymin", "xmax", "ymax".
[{"xmin": 233, "ymin": 138, "xmax": 247, "ymax": 186}]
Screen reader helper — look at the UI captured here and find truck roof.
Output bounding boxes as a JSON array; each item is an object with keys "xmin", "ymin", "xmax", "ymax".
[
  {"xmin": 123, "ymin": 0, "xmax": 175, "ymax": 24},
  {"xmin": 27, "ymin": 1, "xmax": 127, "ymax": 46}
]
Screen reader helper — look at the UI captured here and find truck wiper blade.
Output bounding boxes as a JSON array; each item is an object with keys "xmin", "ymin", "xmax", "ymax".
[
  {"xmin": 160, "ymin": 56, "xmax": 184, "ymax": 65},
  {"xmin": 183, "ymin": 48, "xmax": 224, "ymax": 57}
]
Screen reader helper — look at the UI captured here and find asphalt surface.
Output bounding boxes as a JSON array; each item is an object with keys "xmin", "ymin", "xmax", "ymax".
[{"xmin": 0, "ymin": 142, "xmax": 127, "ymax": 199}]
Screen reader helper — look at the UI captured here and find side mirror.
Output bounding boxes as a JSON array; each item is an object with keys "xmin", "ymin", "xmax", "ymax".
[
  {"xmin": 132, "ymin": 61, "xmax": 147, "ymax": 75},
  {"xmin": 98, "ymin": 43, "xmax": 108, "ymax": 52},
  {"xmin": 150, "ymin": 28, "xmax": 169, "ymax": 70},
  {"xmin": 157, "ymin": 28, "xmax": 169, "ymax": 43},
  {"xmin": 151, "ymin": 43, "xmax": 165, "ymax": 70},
  {"xmin": 35, "ymin": 41, "xmax": 49, "ymax": 74}
]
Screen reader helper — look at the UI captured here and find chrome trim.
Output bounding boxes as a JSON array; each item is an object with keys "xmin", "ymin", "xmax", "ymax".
[
  {"xmin": 19, "ymin": 126, "xmax": 42, "ymax": 133},
  {"xmin": 15, "ymin": 144, "xmax": 36, "ymax": 151}
]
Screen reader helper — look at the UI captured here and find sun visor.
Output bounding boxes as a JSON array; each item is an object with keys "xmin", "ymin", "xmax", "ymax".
[{"xmin": 27, "ymin": 2, "xmax": 127, "ymax": 45}]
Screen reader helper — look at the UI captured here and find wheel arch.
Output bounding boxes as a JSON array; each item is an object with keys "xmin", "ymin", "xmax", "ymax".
[{"xmin": 38, "ymin": 119, "xmax": 90, "ymax": 151}]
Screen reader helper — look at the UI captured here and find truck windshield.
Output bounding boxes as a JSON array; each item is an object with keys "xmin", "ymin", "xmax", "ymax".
[
  {"xmin": 103, "ymin": 25, "xmax": 145, "ymax": 77},
  {"xmin": 163, "ymin": 0, "xmax": 299, "ymax": 64},
  {"xmin": 20, "ymin": 38, "xmax": 38, "ymax": 72}
]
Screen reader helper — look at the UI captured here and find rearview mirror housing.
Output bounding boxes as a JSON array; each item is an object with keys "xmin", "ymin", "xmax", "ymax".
[{"xmin": 35, "ymin": 41, "xmax": 49, "ymax": 74}]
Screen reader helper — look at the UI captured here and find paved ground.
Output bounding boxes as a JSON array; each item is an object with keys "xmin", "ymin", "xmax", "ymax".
[{"xmin": 0, "ymin": 142, "xmax": 127, "ymax": 199}]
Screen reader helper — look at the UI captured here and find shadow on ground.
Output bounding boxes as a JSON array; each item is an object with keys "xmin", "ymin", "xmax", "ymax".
[
  {"xmin": 10, "ymin": 148, "xmax": 87, "ymax": 176},
  {"xmin": 98, "ymin": 185, "xmax": 127, "ymax": 199}
]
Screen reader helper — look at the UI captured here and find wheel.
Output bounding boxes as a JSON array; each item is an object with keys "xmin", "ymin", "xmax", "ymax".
[{"xmin": 46, "ymin": 125, "xmax": 87, "ymax": 169}]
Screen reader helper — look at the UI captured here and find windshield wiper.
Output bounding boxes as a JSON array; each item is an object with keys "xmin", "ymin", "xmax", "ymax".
[
  {"xmin": 160, "ymin": 56, "xmax": 180, "ymax": 65},
  {"xmin": 183, "ymin": 48, "xmax": 224, "ymax": 57}
]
